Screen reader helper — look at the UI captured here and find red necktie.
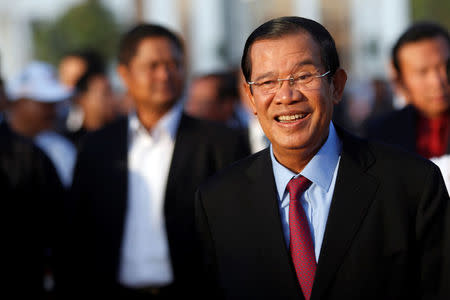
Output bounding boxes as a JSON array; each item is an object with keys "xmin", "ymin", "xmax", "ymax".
[{"xmin": 286, "ymin": 176, "xmax": 315, "ymax": 300}]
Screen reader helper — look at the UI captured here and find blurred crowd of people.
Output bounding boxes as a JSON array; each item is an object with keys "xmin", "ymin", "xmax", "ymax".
[{"xmin": 0, "ymin": 15, "xmax": 449, "ymax": 300}]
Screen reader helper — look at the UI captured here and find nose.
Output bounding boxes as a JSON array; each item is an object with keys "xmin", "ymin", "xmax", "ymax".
[
  {"xmin": 155, "ymin": 64, "xmax": 171, "ymax": 81},
  {"xmin": 429, "ymin": 66, "xmax": 448, "ymax": 90},
  {"xmin": 273, "ymin": 79, "xmax": 304, "ymax": 104}
]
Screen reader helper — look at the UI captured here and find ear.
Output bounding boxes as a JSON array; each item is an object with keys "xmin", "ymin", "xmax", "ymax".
[
  {"xmin": 389, "ymin": 60, "xmax": 410, "ymax": 103},
  {"xmin": 331, "ymin": 68, "xmax": 347, "ymax": 105},
  {"xmin": 243, "ymin": 81, "xmax": 258, "ymax": 115},
  {"xmin": 117, "ymin": 64, "xmax": 130, "ymax": 88}
]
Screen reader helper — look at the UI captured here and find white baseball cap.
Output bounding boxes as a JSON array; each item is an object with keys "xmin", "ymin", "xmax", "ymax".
[{"xmin": 6, "ymin": 61, "xmax": 72, "ymax": 103}]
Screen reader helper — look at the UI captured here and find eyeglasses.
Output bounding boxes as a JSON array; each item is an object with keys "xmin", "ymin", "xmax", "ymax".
[{"xmin": 248, "ymin": 70, "xmax": 331, "ymax": 95}]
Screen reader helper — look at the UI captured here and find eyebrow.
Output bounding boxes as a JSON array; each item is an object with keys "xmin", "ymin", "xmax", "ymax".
[
  {"xmin": 251, "ymin": 60, "xmax": 318, "ymax": 82},
  {"xmin": 252, "ymin": 71, "xmax": 277, "ymax": 82},
  {"xmin": 289, "ymin": 60, "xmax": 316, "ymax": 73}
]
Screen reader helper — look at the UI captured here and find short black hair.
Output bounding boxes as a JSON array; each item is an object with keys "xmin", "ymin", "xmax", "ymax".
[
  {"xmin": 447, "ymin": 57, "xmax": 450, "ymax": 83},
  {"xmin": 118, "ymin": 23, "xmax": 184, "ymax": 65},
  {"xmin": 75, "ymin": 69, "xmax": 106, "ymax": 95},
  {"xmin": 241, "ymin": 16, "xmax": 340, "ymax": 82},
  {"xmin": 61, "ymin": 49, "xmax": 106, "ymax": 74},
  {"xmin": 192, "ymin": 71, "xmax": 238, "ymax": 101},
  {"xmin": 392, "ymin": 21, "xmax": 450, "ymax": 75}
]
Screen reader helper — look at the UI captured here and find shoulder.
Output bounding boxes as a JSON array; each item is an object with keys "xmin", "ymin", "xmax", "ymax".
[
  {"xmin": 180, "ymin": 113, "xmax": 245, "ymax": 142},
  {"xmin": 0, "ymin": 123, "xmax": 61, "ymax": 186},
  {"xmin": 346, "ymin": 126, "xmax": 433, "ymax": 167},
  {"xmin": 198, "ymin": 148, "xmax": 268, "ymax": 195},
  {"xmin": 179, "ymin": 113, "xmax": 251, "ymax": 159},
  {"xmin": 78, "ymin": 116, "xmax": 128, "ymax": 151},
  {"xmin": 349, "ymin": 132, "xmax": 443, "ymax": 192},
  {"xmin": 0, "ymin": 122, "xmax": 49, "ymax": 164},
  {"xmin": 366, "ymin": 105, "xmax": 416, "ymax": 136},
  {"xmin": 340, "ymin": 131, "xmax": 447, "ymax": 208}
]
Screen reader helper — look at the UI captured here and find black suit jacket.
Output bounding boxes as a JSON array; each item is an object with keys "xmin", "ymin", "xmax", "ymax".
[
  {"xmin": 365, "ymin": 105, "xmax": 450, "ymax": 155},
  {"xmin": 1, "ymin": 121, "xmax": 64, "ymax": 297},
  {"xmin": 63, "ymin": 113, "xmax": 250, "ymax": 296},
  {"xmin": 195, "ymin": 128, "xmax": 449, "ymax": 300}
]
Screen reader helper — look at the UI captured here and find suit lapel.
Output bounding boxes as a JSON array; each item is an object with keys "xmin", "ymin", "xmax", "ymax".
[
  {"xmin": 245, "ymin": 150, "xmax": 305, "ymax": 298},
  {"xmin": 164, "ymin": 113, "xmax": 196, "ymax": 222},
  {"xmin": 311, "ymin": 131, "xmax": 379, "ymax": 300},
  {"xmin": 105, "ymin": 118, "xmax": 129, "ymax": 251},
  {"xmin": 397, "ymin": 106, "xmax": 417, "ymax": 153}
]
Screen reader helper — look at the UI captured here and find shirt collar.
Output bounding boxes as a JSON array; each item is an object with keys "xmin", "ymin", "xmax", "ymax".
[
  {"xmin": 271, "ymin": 122, "xmax": 342, "ymax": 201},
  {"xmin": 128, "ymin": 101, "xmax": 183, "ymax": 141}
]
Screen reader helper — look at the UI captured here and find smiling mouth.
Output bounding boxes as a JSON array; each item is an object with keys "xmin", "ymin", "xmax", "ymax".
[{"xmin": 276, "ymin": 113, "xmax": 309, "ymax": 123}]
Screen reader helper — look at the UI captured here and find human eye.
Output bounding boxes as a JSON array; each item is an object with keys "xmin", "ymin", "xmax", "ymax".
[
  {"xmin": 258, "ymin": 79, "xmax": 277, "ymax": 88},
  {"xmin": 295, "ymin": 72, "xmax": 313, "ymax": 82},
  {"xmin": 165, "ymin": 60, "xmax": 180, "ymax": 71},
  {"xmin": 143, "ymin": 62, "xmax": 158, "ymax": 72}
]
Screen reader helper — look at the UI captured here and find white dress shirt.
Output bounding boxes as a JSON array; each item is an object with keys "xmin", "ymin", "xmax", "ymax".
[
  {"xmin": 234, "ymin": 104, "xmax": 269, "ymax": 153},
  {"xmin": 248, "ymin": 116, "xmax": 269, "ymax": 153},
  {"xmin": 34, "ymin": 130, "xmax": 76, "ymax": 188},
  {"xmin": 119, "ymin": 103, "xmax": 183, "ymax": 288},
  {"xmin": 271, "ymin": 122, "xmax": 342, "ymax": 262}
]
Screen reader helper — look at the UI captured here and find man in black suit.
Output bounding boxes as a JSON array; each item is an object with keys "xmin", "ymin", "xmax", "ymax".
[
  {"xmin": 1, "ymin": 68, "xmax": 65, "ymax": 298},
  {"xmin": 195, "ymin": 16, "xmax": 449, "ymax": 300},
  {"xmin": 62, "ymin": 24, "xmax": 249, "ymax": 298},
  {"xmin": 366, "ymin": 22, "xmax": 449, "ymax": 159},
  {"xmin": 1, "ymin": 119, "xmax": 64, "ymax": 298}
]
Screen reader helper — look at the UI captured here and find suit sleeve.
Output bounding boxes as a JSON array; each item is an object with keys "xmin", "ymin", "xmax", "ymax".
[
  {"xmin": 415, "ymin": 163, "xmax": 449, "ymax": 299},
  {"xmin": 57, "ymin": 141, "xmax": 92, "ymax": 297},
  {"xmin": 195, "ymin": 188, "xmax": 224, "ymax": 300},
  {"xmin": 440, "ymin": 191, "xmax": 450, "ymax": 299}
]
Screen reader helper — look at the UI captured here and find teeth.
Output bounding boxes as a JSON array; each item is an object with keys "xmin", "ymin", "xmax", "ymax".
[{"xmin": 277, "ymin": 114, "xmax": 306, "ymax": 122}]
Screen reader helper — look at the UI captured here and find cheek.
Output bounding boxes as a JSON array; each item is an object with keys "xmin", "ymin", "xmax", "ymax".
[
  {"xmin": 255, "ymin": 96, "xmax": 272, "ymax": 115},
  {"xmin": 403, "ymin": 76, "xmax": 426, "ymax": 94}
]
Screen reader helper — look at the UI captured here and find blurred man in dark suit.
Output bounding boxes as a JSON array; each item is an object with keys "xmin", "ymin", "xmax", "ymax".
[{"xmin": 63, "ymin": 23, "xmax": 249, "ymax": 299}]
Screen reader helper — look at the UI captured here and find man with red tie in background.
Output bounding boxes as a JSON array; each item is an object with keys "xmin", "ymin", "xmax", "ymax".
[
  {"xmin": 366, "ymin": 22, "xmax": 450, "ymax": 195},
  {"xmin": 195, "ymin": 16, "xmax": 449, "ymax": 300}
]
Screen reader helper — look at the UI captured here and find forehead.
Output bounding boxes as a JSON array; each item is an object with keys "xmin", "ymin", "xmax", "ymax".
[
  {"xmin": 398, "ymin": 36, "xmax": 450, "ymax": 69},
  {"xmin": 60, "ymin": 56, "xmax": 86, "ymax": 67},
  {"xmin": 249, "ymin": 32, "xmax": 323, "ymax": 76},
  {"xmin": 133, "ymin": 36, "xmax": 182, "ymax": 62},
  {"xmin": 191, "ymin": 77, "xmax": 221, "ymax": 95},
  {"xmin": 89, "ymin": 75, "xmax": 109, "ymax": 86}
]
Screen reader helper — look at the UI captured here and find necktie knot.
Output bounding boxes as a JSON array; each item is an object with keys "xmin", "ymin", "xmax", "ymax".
[{"xmin": 286, "ymin": 176, "xmax": 312, "ymax": 201}]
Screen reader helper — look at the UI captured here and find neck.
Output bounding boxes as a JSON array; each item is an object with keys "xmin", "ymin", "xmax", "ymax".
[
  {"xmin": 82, "ymin": 109, "xmax": 106, "ymax": 131},
  {"xmin": 272, "ymin": 147, "xmax": 317, "ymax": 174},
  {"xmin": 272, "ymin": 130, "xmax": 329, "ymax": 174},
  {"xmin": 136, "ymin": 105, "xmax": 171, "ymax": 131},
  {"xmin": 9, "ymin": 116, "xmax": 37, "ymax": 137}
]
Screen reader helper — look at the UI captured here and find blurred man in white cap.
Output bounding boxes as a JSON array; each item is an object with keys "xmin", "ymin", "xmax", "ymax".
[
  {"xmin": 6, "ymin": 61, "xmax": 76, "ymax": 187},
  {"xmin": 1, "ymin": 58, "xmax": 66, "ymax": 298}
]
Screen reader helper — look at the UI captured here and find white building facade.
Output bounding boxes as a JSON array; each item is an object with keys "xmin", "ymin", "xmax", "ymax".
[{"xmin": 0, "ymin": 0, "xmax": 410, "ymax": 84}]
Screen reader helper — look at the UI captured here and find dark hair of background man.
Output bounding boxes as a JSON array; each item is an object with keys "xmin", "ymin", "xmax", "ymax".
[
  {"xmin": 240, "ymin": 16, "xmax": 340, "ymax": 83},
  {"xmin": 195, "ymin": 71, "xmax": 239, "ymax": 102},
  {"xmin": 118, "ymin": 23, "xmax": 184, "ymax": 65},
  {"xmin": 63, "ymin": 49, "xmax": 106, "ymax": 73},
  {"xmin": 447, "ymin": 57, "xmax": 450, "ymax": 82},
  {"xmin": 391, "ymin": 21, "xmax": 450, "ymax": 76},
  {"xmin": 75, "ymin": 68, "xmax": 106, "ymax": 95}
]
